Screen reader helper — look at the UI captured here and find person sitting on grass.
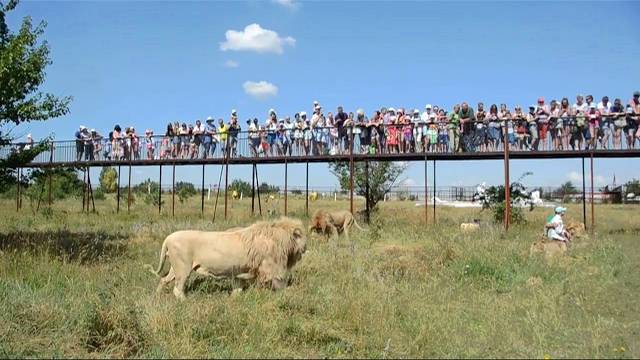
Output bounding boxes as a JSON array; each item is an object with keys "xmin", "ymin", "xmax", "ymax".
[{"xmin": 545, "ymin": 206, "xmax": 572, "ymax": 243}]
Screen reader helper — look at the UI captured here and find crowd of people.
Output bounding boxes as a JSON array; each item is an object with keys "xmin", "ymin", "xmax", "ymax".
[{"xmin": 59, "ymin": 91, "xmax": 640, "ymax": 161}]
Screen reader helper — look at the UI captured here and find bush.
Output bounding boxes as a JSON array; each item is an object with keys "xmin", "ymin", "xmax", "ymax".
[
  {"xmin": 492, "ymin": 201, "xmax": 526, "ymax": 224},
  {"xmin": 93, "ymin": 188, "xmax": 106, "ymax": 200}
]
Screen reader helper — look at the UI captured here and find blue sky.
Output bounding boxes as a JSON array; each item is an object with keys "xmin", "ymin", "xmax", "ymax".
[{"xmin": 6, "ymin": 1, "xmax": 640, "ymax": 189}]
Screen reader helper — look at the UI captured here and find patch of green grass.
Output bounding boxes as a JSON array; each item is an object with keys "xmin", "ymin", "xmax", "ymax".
[{"xmin": 0, "ymin": 197, "xmax": 638, "ymax": 358}]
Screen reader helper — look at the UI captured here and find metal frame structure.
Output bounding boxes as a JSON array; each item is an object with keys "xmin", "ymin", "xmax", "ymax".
[{"xmin": 11, "ymin": 148, "xmax": 640, "ymax": 233}]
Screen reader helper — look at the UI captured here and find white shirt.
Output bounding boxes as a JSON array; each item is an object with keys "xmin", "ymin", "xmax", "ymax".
[
  {"xmin": 573, "ymin": 103, "xmax": 588, "ymax": 113},
  {"xmin": 420, "ymin": 111, "xmax": 433, "ymax": 123},
  {"xmin": 193, "ymin": 123, "xmax": 205, "ymax": 134},
  {"xmin": 597, "ymin": 101, "xmax": 611, "ymax": 115},
  {"xmin": 550, "ymin": 214, "xmax": 564, "ymax": 233}
]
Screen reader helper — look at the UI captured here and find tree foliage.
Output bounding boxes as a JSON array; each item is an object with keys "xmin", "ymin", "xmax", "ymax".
[
  {"xmin": 99, "ymin": 167, "xmax": 118, "ymax": 193},
  {"xmin": 229, "ymin": 179, "xmax": 251, "ymax": 196},
  {"xmin": 329, "ymin": 161, "xmax": 407, "ymax": 211},
  {"xmin": 258, "ymin": 182, "xmax": 280, "ymax": 194},
  {"xmin": 133, "ymin": 178, "xmax": 159, "ymax": 194},
  {"xmin": 481, "ymin": 172, "xmax": 534, "ymax": 224},
  {"xmin": 0, "ymin": 0, "xmax": 71, "ymax": 187},
  {"xmin": 624, "ymin": 178, "xmax": 640, "ymax": 196},
  {"xmin": 26, "ymin": 167, "xmax": 83, "ymax": 199}
]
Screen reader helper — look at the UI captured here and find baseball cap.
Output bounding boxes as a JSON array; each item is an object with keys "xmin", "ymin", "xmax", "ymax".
[
  {"xmin": 634, "ymin": 91, "xmax": 640, "ymax": 97},
  {"xmin": 300, "ymin": 111, "xmax": 307, "ymax": 117},
  {"xmin": 590, "ymin": 103, "xmax": 596, "ymax": 108},
  {"xmin": 554, "ymin": 206, "xmax": 567, "ymax": 214},
  {"xmin": 79, "ymin": 125, "xmax": 86, "ymax": 130},
  {"xmin": 413, "ymin": 109, "xmax": 420, "ymax": 114},
  {"xmin": 269, "ymin": 108, "xmax": 276, "ymax": 115},
  {"xmin": 425, "ymin": 104, "xmax": 432, "ymax": 109},
  {"xmin": 231, "ymin": 109, "xmax": 237, "ymax": 116},
  {"xmin": 388, "ymin": 107, "xmax": 396, "ymax": 113}
]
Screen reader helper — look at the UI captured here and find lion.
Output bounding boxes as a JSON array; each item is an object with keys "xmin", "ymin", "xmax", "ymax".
[
  {"xmin": 566, "ymin": 221, "xmax": 586, "ymax": 239},
  {"xmin": 145, "ymin": 217, "xmax": 307, "ymax": 299},
  {"xmin": 308, "ymin": 209, "xmax": 363, "ymax": 242},
  {"xmin": 529, "ymin": 237, "xmax": 568, "ymax": 260},
  {"xmin": 309, "ymin": 192, "xmax": 318, "ymax": 202}
]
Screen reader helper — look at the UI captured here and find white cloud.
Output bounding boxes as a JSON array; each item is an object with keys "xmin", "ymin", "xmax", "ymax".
[
  {"xmin": 567, "ymin": 171, "xmax": 607, "ymax": 186},
  {"xmin": 224, "ymin": 60, "xmax": 239, "ymax": 68},
  {"xmin": 273, "ymin": 0, "xmax": 299, "ymax": 9},
  {"xmin": 243, "ymin": 81, "xmax": 278, "ymax": 100},
  {"xmin": 220, "ymin": 23, "xmax": 295, "ymax": 54},
  {"xmin": 567, "ymin": 171, "xmax": 581, "ymax": 183}
]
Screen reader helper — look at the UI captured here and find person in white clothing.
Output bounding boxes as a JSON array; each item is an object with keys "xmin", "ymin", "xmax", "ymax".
[{"xmin": 545, "ymin": 206, "xmax": 571, "ymax": 242}]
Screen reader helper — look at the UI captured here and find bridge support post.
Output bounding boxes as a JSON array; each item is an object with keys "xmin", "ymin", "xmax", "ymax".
[
  {"xmin": 255, "ymin": 164, "xmax": 262, "ymax": 217},
  {"xmin": 224, "ymin": 156, "xmax": 229, "ymax": 220},
  {"xmin": 582, "ymin": 157, "xmax": 587, "ymax": 229},
  {"xmin": 116, "ymin": 165, "xmax": 121, "ymax": 213},
  {"xmin": 305, "ymin": 161, "xmax": 309, "ymax": 216},
  {"xmin": 48, "ymin": 143, "xmax": 53, "ymax": 206},
  {"xmin": 201, "ymin": 164, "xmax": 205, "ymax": 217},
  {"xmin": 365, "ymin": 160, "xmax": 370, "ymax": 224},
  {"xmin": 590, "ymin": 151, "xmax": 595, "ymax": 235},
  {"xmin": 504, "ymin": 128, "xmax": 511, "ymax": 231},
  {"xmin": 172, "ymin": 163, "xmax": 175, "ymax": 217},
  {"xmin": 16, "ymin": 167, "xmax": 21, "ymax": 212},
  {"xmin": 284, "ymin": 158, "xmax": 288, "ymax": 216},
  {"xmin": 433, "ymin": 159, "xmax": 436, "ymax": 223},
  {"xmin": 349, "ymin": 127, "xmax": 354, "ymax": 215},
  {"xmin": 158, "ymin": 165, "xmax": 162, "ymax": 214},
  {"xmin": 82, "ymin": 168, "xmax": 87, "ymax": 212},
  {"xmin": 251, "ymin": 162, "xmax": 255, "ymax": 217},
  {"xmin": 424, "ymin": 154, "xmax": 428, "ymax": 224},
  {"xmin": 127, "ymin": 161, "xmax": 132, "ymax": 213},
  {"xmin": 213, "ymin": 164, "xmax": 224, "ymax": 223},
  {"xmin": 87, "ymin": 166, "xmax": 95, "ymax": 213}
]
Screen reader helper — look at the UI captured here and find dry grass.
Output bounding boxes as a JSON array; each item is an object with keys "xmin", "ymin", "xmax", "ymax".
[{"xmin": 0, "ymin": 195, "xmax": 638, "ymax": 358}]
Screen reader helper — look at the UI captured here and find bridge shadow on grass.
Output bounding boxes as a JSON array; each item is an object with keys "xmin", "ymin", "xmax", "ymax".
[{"xmin": 0, "ymin": 230, "xmax": 129, "ymax": 264}]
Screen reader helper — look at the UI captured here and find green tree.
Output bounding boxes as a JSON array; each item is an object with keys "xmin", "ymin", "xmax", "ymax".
[
  {"xmin": 482, "ymin": 172, "xmax": 534, "ymax": 224},
  {"xmin": 329, "ymin": 161, "xmax": 407, "ymax": 212},
  {"xmin": 133, "ymin": 178, "xmax": 159, "ymax": 194},
  {"xmin": 624, "ymin": 178, "xmax": 640, "ymax": 196},
  {"xmin": 28, "ymin": 167, "xmax": 83, "ymax": 200},
  {"xmin": 229, "ymin": 179, "xmax": 251, "ymax": 196},
  {"xmin": 99, "ymin": 167, "xmax": 118, "ymax": 193},
  {"xmin": 258, "ymin": 182, "xmax": 280, "ymax": 194},
  {"xmin": 175, "ymin": 181, "xmax": 197, "ymax": 203},
  {"xmin": 0, "ymin": 0, "xmax": 72, "ymax": 188}
]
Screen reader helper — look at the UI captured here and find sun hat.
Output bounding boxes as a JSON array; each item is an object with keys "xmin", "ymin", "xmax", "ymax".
[
  {"xmin": 425, "ymin": 104, "xmax": 432, "ymax": 109},
  {"xmin": 554, "ymin": 206, "xmax": 567, "ymax": 214}
]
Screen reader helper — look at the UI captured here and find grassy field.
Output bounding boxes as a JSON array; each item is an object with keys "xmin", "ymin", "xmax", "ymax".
[{"xmin": 0, "ymin": 195, "xmax": 638, "ymax": 358}]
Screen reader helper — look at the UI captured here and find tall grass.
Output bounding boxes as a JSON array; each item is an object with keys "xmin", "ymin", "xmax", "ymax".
[{"xmin": 0, "ymin": 196, "xmax": 638, "ymax": 358}]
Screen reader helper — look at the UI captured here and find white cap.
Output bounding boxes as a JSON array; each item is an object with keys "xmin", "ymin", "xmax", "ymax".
[
  {"xmin": 388, "ymin": 107, "xmax": 396, "ymax": 113},
  {"xmin": 356, "ymin": 108, "xmax": 364, "ymax": 116},
  {"xmin": 413, "ymin": 109, "xmax": 420, "ymax": 114},
  {"xmin": 269, "ymin": 108, "xmax": 276, "ymax": 115},
  {"xmin": 90, "ymin": 128, "xmax": 96, "ymax": 132},
  {"xmin": 425, "ymin": 104, "xmax": 432, "ymax": 109},
  {"xmin": 313, "ymin": 100, "xmax": 319, "ymax": 106},
  {"xmin": 300, "ymin": 111, "xmax": 307, "ymax": 117},
  {"xmin": 79, "ymin": 125, "xmax": 86, "ymax": 130},
  {"xmin": 231, "ymin": 109, "xmax": 237, "ymax": 116},
  {"xmin": 206, "ymin": 116, "xmax": 214, "ymax": 121},
  {"xmin": 314, "ymin": 105, "xmax": 322, "ymax": 111},
  {"xmin": 27, "ymin": 133, "xmax": 32, "ymax": 138}
]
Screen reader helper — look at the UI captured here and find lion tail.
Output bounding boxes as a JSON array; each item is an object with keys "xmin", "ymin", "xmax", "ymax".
[
  {"xmin": 144, "ymin": 238, "xmax": 169, "ymax": 277},
  {"xmin": 352, "ymin": 217, "xmax": 364, "ymax": 231}
]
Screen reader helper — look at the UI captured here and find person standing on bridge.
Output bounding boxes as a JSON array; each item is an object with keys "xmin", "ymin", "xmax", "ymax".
[
  {"xmin": 457, "ymin": 102, "xmax": 475, "ymax": 152},
  {"xmin": 75, "ymin": 125, "xmax": 87, "ymax": 161},
  {"xmin": 597, "ymin": 96, "xmax": 612, "ymax": 150},
  {"xmin": 526, "ymin": 105, "xmax": 539, "ymax": 151},
  {"xmin": 335, "ymin": 106, "xmax": 348, "ymax": 153},
  {"xmin": 193, "ymin": 119, "xmax": 204, "ymax": 158},
  {"xmin": 228, "ymin": 114, "xmax": 241, "ymax": 158},
  {"xmin": 448, "ymin": 104, "xmax": 461, "ymax": 153}
]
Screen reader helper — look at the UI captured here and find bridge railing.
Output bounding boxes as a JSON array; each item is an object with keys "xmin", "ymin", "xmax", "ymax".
[{"xmin": 1, "ymin": 116, "xmax": 638, "ymax": 165}]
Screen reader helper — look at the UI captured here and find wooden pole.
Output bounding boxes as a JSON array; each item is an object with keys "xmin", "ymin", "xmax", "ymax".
[
  {"xmin": 305, "ymin": 161, "xmax": 309, "ymax": 216},
  {"xmin": 349, "ymin": 128, "xmax": 354, "ymax": 214},
  {"xmin": 284, "ymin": 158, "xmax": 288, "ymax": 216},
  {"xmin": 224, "ymin": 143, "xmax": 229, "ymax": 220},
  {"xmin": 424, "ymin": 154, "xmax": 428, "ymax": 224},
  {"xmin": 201, "ymin": 164, "xmax": 205, "ymax": 216},
  {"xmin": 127, "ymin": 161, "xmax": 132, "ymax": 212},
  {"xmin": 251, "ymin": 162, "xmax": 255, "ymax": 216},
  {"xmin": 255, "ymin": 164, "xmax": 262, "ymax": 216},
  {"xmin": 582, "ymin": 157, "xmax": 587, "ymax": 228},
  {"xmin": 433, "ymin": 159, "xmax": 436, "ymax": 223},
  {"xmin": 16, "ymin": 167, "xmax": 21, "ymax": 212},
  {"xmin": 82, "ymin": 168, "xmax": 87, "ymax": 212},
  {"xmin": 212, "ymin": 164, "xmax": 224, "ymax": 223},
  {"xmin": 116, "ymin": 165, "xmax": 121, "ymax": 213},
  {"xmin": 48, "ymin": 142, "xmax": 53, "ymax": 206},
  {"xmin": 171, "ymin": 163, "xmax": 175, "ymax": 217},
  {"xmin": 504, "ymin": 127, "xmax": 511, "ymax": 231},
  {"xmin": 88, "ymin": 166, "xmax": 95, "ymax": 212},
  {"xmin": 158, "ymin": 165, "xmax": 162, "ymax": 214},
  {"xmin": 365, "ymin": 160, "xmax": 370, "ymax": 223},
  {"xmin": 590, "ymin": 151, "xmax": 595, "ymax": 235}
]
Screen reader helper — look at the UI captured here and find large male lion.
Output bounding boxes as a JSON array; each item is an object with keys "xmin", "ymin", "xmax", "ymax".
[
  {"xmin": 308, "ymin": 209, "xmax": 363, "ymax": 242},
  {"xmin": 146, "ymin": 217, "xmax": 306, "ymax": 299}
]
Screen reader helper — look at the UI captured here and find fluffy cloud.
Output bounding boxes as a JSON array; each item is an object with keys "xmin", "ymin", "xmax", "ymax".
[
  {"xmin": 273, "ymin": 0, "xmax": 298, "ymax": 9},
  {"xmin": 224, "ymin": 60, "xmax": 239, "ymax": 68},
  {"xmin": 220, "ymin": 24, "xmax": 295, "ymax": 54},
  {"xmin": 243, "ymin": 81, "xmax": 278, "ymax": 100},
  {"xmin": 567, "ymin": 171, "xmax": 607, "ymax": 186}
]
